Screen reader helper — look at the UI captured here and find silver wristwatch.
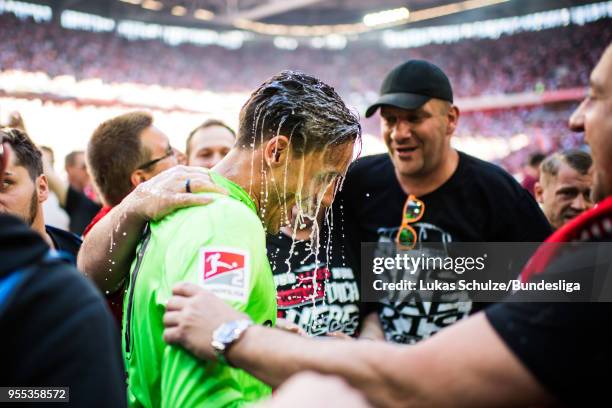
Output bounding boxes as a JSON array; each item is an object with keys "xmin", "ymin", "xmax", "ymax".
[{"xmin": 211, "ymin": 319, "xmax": 254, "ymax": 365}]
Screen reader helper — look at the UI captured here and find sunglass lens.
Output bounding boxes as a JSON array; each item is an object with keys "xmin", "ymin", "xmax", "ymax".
[
  {"xmin": 405, "ymin": 200, "xmax": 422, "ymax": 221},
  {"xmin": 398, "ymin": 227, "xmax": 415, "ymax": 245}
]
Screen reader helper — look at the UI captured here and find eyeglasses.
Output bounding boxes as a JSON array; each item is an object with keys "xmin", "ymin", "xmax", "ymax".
[
  {"xmin": 137, "ymin": 146, "xmax": 174, "ymax": 170},
  {"xmin": 395, "ymin": 194, "xmax": 425, "ymax": 250}
]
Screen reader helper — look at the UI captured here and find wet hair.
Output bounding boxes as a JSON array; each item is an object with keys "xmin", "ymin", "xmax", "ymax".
[
  {"xmin": 237, "ymin": 71, "xmax": 361, "ymax": 155},
  {"xmin": 540, "ymin": 149, "xmax": 593, "ymax": 180},
  {"xmin": 0, "ymin": 128, "xmax": 42, "ymax": 181},
  {"xmin": 87, "ymin": 111, "xmax": 152, "ymax": 206},
  {"xmin": 64, "ymin": 150, "xmax": 84, "ymax": 168},
  {"xmin": 185, "ymin": 119, "xmax": 236, "ymax": 157}
]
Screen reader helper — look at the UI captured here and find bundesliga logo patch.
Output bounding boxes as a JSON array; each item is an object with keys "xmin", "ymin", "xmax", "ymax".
[{"xmin": 199, "ymin": 247, "xmax": 250, "ymax": 302}]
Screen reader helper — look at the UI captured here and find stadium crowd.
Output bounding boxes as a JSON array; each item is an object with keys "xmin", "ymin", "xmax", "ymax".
[
  {"xmin": 2, "ymin": 13, "xmax": 607, "ymax": 176},
  {"xmin": 456, "ymin": 103, "xmax": 586, "ymax": 173},
  {"xmin": 0, "ymin": 13, "xmax": 610, "ymax": 98},
  {"xmin": 1, "ymin": 5, "xmax": 612, "ymax": 407}
]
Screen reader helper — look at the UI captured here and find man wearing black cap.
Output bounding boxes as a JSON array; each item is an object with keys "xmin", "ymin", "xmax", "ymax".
[{"xmin": 337, "ymin": 60, "xmax": 552, "ymax": 343}]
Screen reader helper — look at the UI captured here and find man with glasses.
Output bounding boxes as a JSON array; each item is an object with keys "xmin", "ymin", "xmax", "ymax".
[
  {"xmin": 84, "ymin": 111, "xmax": 182, "ymax": 237},
  {"xmin": 337, "ymin": 60, "xmax": 552, "ymax": 343},
  {"xmin": 87, "ymin": 111, "xmax": 178, "ymax": 211},
  {"xmin": 78, "ymin": 111, "xmax": 225, "ymax": 327},
  {"xmin": 84, "ymin": 111, "xmax": 179, "ymax": 321}
]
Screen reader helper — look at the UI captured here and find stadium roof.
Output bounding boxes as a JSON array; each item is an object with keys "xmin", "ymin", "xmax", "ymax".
[{"xmin": 25, "ymin": 0, "xmax": 601, "ymax": 33}]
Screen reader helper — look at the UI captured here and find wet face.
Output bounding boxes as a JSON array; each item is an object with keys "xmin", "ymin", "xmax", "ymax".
[
  {"xmin": 537, "ymin": 162, "xmax": 594, "ymax": 229},
  {"xmin": 137, "ymin": 126, "xmax": 178, "ymax": 181},
  {"xmin": 267, "ymin": 142, "xmax": 354, "ymax": 234},
  {"xmin": 569, "ymin": 46, "xmax": 612, "ymax": 202},
  {"xmin": 380, "ymin": 100, "xmax": 458, "ymax": 181},
  {"xmin": 187, "ymin": 126, "xmax": 234, "ymax": 169},
  {"xmin": 66, "ymin": 152, "xmax": 89, "ymax": 190},
  {"xmin": 0, "ymin": 152, "xmax": 46, "ymax": 226}
]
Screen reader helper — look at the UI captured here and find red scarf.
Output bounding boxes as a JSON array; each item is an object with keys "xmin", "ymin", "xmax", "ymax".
[{"xmin": 521, "ymin": 196, "xmax": 612, "ymax": 282}]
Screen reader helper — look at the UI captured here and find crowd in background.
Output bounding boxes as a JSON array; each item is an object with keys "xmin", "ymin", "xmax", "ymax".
[
  {"xmin": 1, "ymin": 14, "xmax": 608, "ymax": 178},
  {"xmin": 457, "ymin": 103, "xmax": 585, "ymax": 174},
  {"xmin": 0, "ymin": 14, "xmax": 609, "ymax": 99}
]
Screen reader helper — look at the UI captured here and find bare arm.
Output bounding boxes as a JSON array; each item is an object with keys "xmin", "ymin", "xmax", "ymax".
[
  {"xmin": 78, "ymin": 200, "xmax": 146, "ymax": 291},
  {"xmin": 258, "ymin": 372, "xmax": 371, "ymax": 408},
  {"xmin": 232, "ymin": 315, "xmax": 551, "ymax": 407},
  {"xmin": 78, "ymin": 166, "xmax": 226, "ymax": 292},
  {"xmin": 163, "ymin": 284, "xmax": 555, "ymax": 408}
]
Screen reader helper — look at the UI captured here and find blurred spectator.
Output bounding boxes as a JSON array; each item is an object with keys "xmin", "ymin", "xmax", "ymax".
[
  {"xmin": 39, "ymin": 145, "xmax": 70, "ymax": 230},
  {"xmin": 186, "ymin": 119, "xmax": 235, "ymax": 168},
  {"xmin": 65, "ymin": 150, "xmax": 98, "ymax": 201},
  {"xmin": 43, "ymin": 150, "xmax": 101, "ymax": 236},
  {"xmin": 534, "ymin": 149, "xmax": 594, "ymax": 230},
  {"xmin": 0, "ymin": 128, "xmax": 80, "ymax": 261},
  {"xmin": 521, "ymin": 152, "xmax": 546, "ymax": 196}
]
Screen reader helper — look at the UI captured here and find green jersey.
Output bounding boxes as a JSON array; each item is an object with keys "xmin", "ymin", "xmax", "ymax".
[{"xmin": 122, "ymin": 172, "xmax": 277, "ymax": 408}]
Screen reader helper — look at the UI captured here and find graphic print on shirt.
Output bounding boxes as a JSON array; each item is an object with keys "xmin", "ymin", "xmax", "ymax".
[
  {"xmin": 268, "ymin": 234, "xmax": 361, "ymax": 337},
  {"xmin": 376, "ymin": 223, "xmax": 472, "ymax": 344},
  {"xmin": 199, "ymin": 247, "xmax": 250, "ymax": 302}
]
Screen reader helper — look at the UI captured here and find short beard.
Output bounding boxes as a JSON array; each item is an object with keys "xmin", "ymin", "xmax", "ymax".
[{"xmin": 24, "ymin": 190, "xmax": 38, "ymax": 226}]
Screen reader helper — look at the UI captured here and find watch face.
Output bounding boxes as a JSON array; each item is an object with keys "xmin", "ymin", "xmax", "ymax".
[
  {"xmin": 213, "ymin": 319, "xmax": 252, "ymax": 353},
  {"xmin": 217, "ymin": 322, "xmax": 239, "ymax": 343}
]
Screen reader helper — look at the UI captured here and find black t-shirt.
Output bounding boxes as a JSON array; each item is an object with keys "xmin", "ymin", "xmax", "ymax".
[
  {"xmin": 46, "ymin": 224, "xmax": 82, "ymax": 264},
  {"xmin": 485, "ymin": 239, "xmax": 612, "ymax": 407},
  {"xmin": 267, "ymin": 232, "xmax": 361, "ymax": 336},
  {"xmin": 335, "ymin": 152, "xmax": 552, "ymax": 344},
  {"xmin": 0, "ymin": 214, "xmax": 126, "ymax": 407},
  {"xmin": 65, "ymin": 186, "xmax": 101, "ymax": 236}
]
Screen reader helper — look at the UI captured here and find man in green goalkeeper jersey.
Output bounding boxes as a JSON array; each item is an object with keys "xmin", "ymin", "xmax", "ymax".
[{"xmin": 121, "ymin": 71, "xmax": 361, "ymax": 407}]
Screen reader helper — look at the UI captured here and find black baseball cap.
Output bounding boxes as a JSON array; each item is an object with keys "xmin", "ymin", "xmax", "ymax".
[{"xmin": 365, "ymin": 60, "xmax": 453, "ymax": 118}]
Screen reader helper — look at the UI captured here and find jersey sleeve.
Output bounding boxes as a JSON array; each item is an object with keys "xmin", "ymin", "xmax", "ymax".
[
  {"xmin": 156, "ymin": 197, "xmax": 272, "ymax": 312},
  {"xmin": 155, "ymin": 198, "xmax": 273, "ymax": 407}
]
